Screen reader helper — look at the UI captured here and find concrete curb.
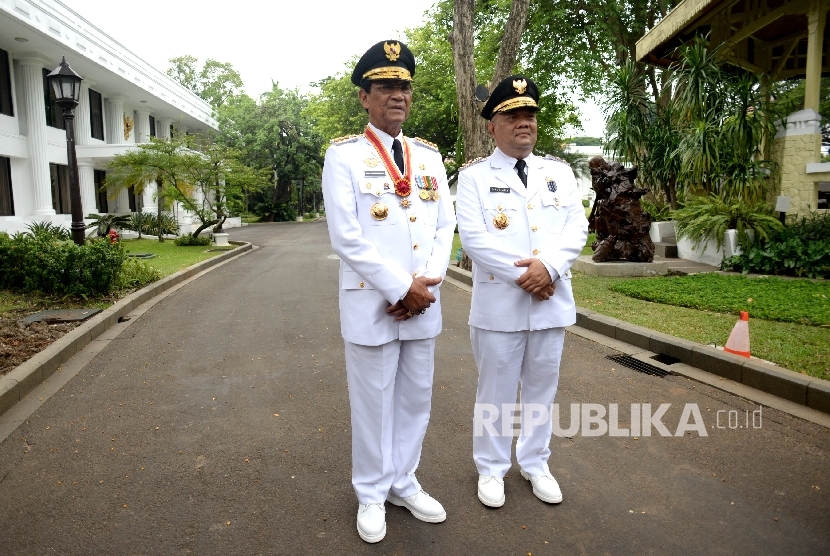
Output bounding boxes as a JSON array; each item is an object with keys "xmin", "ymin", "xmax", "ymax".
[
  {"xmin": 446, "ymin": 264, "xmax": 830, "ymax": 417},
  {"xmin": 0, "ymin": 242, "xmax": 253, "ymax": 417}
]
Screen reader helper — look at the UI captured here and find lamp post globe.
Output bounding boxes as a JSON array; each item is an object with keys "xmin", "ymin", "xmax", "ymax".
[{"xmin": 47, "ymin": 57, "xmax": 85, "ymax": 245}]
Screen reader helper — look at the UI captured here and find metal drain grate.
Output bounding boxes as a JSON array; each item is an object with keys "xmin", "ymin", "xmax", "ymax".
[{"xmin": 607, "ymin": 354, "xmax": 671, "ymax": 378}]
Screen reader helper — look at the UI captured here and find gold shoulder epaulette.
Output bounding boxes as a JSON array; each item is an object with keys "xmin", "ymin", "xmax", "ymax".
[
  {"xmin": 412, "ymin": 137, "xmax": 439, "ymax": 152},
  {"xmin": 460, "ymin": 157, "xmax": 486, "ymax": 171},
  {"xmin": 544, "ymin": 154, "xmax": 570, "ymax": 166},
  {"xmin": 331, "ymin": 134, "xmax": 360, "ymax": 145}
]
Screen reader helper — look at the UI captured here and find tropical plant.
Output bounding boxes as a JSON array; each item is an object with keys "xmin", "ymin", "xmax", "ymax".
[
  {"xmin": 126, "ymin": 211, "xmax": 153, "ymax": 239},
  {"xmin": 673, "ymin": 194, "xmax": 782, "ymax": 252},
  {"xmin": 85, "ymin": 213, "xmax": 131, "ymax": 238},
  {"xmin": 721, "ymin": 211, "xmax": 830, "ymax": 278},
  {"xmin": 140, "ymin": 212, "xmax": 180, "ymax": 237},
  {"xmin": 173, "ymin": 234, "xmax": 210, "ymax": 246},
  {"xmin": 115, "ymin": 257, "xmax": 163, "ymax": 290},
  {"xmin": 25, "ymin": 221, "xmax": 70, "ymax": 241}
]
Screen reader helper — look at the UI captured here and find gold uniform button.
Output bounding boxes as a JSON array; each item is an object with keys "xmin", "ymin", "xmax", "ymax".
[
  {"xmin": 410, "ymin": 215, "xmax": 416, "ymax": 222},
  {"xmin": 532, "ymin": 248, "xmax": 540, "ymax": 255},
  {"xmin": 531, "ymin": 225, "xmax": 538, "ymax": 232},
  {"xmin": 413, "ymin": 271, "xmax": 418, "ymax": 277},
  {"xmin": 413, "ymin": 243, "xmax": 419, "ymax": 250},
  {"xmin": 359, "ymin": 282, "xmax": 365, "ymax": 288},
  {"xmin": 527, "ymin": 203, "xmax": 534, "ymax": 209},
  {"xmin": 365, "ymin": 183, "xmax": 372, "ymax": 189},
  {"xmin": 489, "ymin": 274, "xmax": 494, "ymax": 281}
]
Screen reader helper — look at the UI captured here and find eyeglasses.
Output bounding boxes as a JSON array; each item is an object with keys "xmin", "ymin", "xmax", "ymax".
[{"xmin": 374, "ymin": 81, "xmax": 413, "ymax": 96}]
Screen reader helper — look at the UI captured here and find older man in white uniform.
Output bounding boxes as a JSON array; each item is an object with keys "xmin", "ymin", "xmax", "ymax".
[
  {"xmin": 321, "ymin": 39, "xmax": 455, "ymax": 543},
  {"xmin": 456, "ymin": 75, "xmax": 588, "ymax": 508}
]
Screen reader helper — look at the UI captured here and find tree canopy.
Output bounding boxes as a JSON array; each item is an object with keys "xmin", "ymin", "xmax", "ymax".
[{"xmin": 167, "ymin": 55, "xmax": 244, "ymax": 109}]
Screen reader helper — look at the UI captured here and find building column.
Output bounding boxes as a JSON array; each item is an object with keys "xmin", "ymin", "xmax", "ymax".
[
  {"xmin": 77, "ymin": 160, "xmax": 97, "ymax": 216},
  {"xmin": 135, "ymin": 109, "xmax": 152, "ymax": 144},
  {"xmin": 17, "ymin": 56, "xmax": 55, "ymax": 217},
  {"xmin": 105, "ymin": 95, "xmax": 130, "ymax": 213},
  {"xmin": 76, "ymin": 82, "xmax": 93, "ymax": 146},
  {"xmin": 157, "ymin": 118, "xmax": 173, "ymax": 140},
  {"xmin": 804, "ymin": 0, "xmax": 828, "ymax": 113}
]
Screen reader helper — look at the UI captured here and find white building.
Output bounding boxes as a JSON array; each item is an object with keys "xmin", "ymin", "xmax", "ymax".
[{"xmin": 0, "ymin": 0, "xmax": 219, "ymax": 235}]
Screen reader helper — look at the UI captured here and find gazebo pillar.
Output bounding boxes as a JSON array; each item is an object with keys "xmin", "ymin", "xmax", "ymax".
[{"xmin": 803, "ymin": 0, "xmax": 827, "ymax": 113}]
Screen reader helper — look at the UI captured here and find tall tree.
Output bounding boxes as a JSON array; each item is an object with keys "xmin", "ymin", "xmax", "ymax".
[
  {"xmin": 451, "ymin": 0, "xmax": 532, "ymax": 161},
  {"xmin": 216, "ymin": 84, "xmax": 325, "ymax": 211},
  {"xmin": 167, "ymin": 55, "xmax": 244, "ymax": 109}
]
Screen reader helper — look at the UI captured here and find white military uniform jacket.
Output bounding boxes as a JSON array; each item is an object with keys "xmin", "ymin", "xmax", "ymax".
[
  {"xmin": 322, "ymin": 123, "xmax": 456, "ymax": 346},
  {"xmin": 456, "ymin": 148, "xmax": 588, "ymax": 332}
]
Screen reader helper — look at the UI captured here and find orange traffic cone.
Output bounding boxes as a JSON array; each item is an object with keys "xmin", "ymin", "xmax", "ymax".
[{"xmin": 724, "ymin": 311, "xmax": 750, "ymax": 358}]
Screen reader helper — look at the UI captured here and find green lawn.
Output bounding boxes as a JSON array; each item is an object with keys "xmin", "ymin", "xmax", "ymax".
[
  {"xmin": 573, "ymin": 272, "xmax": 830, "ymax": 379},
  {"xmin": 122, "ymin": 238, "xmax": 235, "ymax": 277}
]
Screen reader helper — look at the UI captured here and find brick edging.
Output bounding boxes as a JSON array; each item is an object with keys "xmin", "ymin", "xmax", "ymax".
[
  {"xmin": 0, "ymin": 242, "xmax": 253, "ymax": 416},
  {"xmin": 446, "ymin": 264, "xmax": 830, "ymax": 416}
]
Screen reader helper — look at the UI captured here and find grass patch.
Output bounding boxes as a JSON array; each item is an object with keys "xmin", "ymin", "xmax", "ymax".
[
  {"xmin": 122, "ymin": 238, "xmax": 232, "ymax": 277},
  {"xmin": 609, "ymin": 274, "xmax": 830, "ymax": 327},
  {"xmin": 573, "ymin": 272, "xmax": 830, "ymax": 379},
  {"xmin": 581, "ymin": 233, "xmax": 596, "ymax": 256}
]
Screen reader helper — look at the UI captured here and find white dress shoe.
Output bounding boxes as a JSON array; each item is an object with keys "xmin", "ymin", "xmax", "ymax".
[
  {"xmin": 357, "ymin": 503, "xmax": 386, "ymax": 543},
  {"xmin": 387, "ymin": 489, "xmax": 447, "ymax": 523},
  {"xmin": 477, "ymin": 475, "xmax": 505, "ymax": 507},
  {"xmin": 520, "ymin": 469, "xmax": 563, "ymax": 504}
]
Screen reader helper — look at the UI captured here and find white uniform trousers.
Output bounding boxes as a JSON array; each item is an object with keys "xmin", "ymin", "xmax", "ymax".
[
  {"xmin": 471, "ymin": 326, "xmax": 566, "ymax": 478},
  {"xmin": 344, "ymin": 338, "xmax": 436, "ymax": 504}
]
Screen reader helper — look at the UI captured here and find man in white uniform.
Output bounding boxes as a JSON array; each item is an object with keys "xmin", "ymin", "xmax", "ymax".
[
  {"xmin": 321, "ymin": 39, "xmax": 455, "ymax": 543},
  {"xmin": 456, "ymin": 75, "xmax": 588, "ymax": 508}
]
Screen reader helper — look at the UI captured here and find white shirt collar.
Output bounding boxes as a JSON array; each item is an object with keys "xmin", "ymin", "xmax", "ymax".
[
  {"xmin": 367, "ymin": 122, "xmax": 403, "ymax": 153},
  {"xmin": 493, "ymin": 147, "xmax": 532, "ymax": 171}
]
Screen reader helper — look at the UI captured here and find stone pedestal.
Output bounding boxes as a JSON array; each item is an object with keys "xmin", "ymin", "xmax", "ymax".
[{"xmin": 213, "ymin": 233, "xmax": 229, "ymax": 246}]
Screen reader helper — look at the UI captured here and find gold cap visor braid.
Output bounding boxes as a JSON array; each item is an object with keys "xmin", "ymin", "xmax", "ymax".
[
  {"xmin": 492, "ymin": 96, "xmax": 538, "ymax": 115},
  {"xmin": 362, "ymin": 67, "xmax": 412, "ymax": 81}
]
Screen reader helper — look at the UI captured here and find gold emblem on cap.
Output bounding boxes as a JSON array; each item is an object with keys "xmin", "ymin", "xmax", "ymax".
[
  {"xmin": 370, "ymin": 202, "xmax": 388, "ymax": 221},
  {"xmin": 419, "ymin": 164, "xmax": 425, "ymax": 170},
  {"xmin": 513, "ymin": 79, "xmax": 528, "ymax": 94},
  {"xmin": 384, "ymin": 42, "xmax": 401, "ymax": 61},
  {"xmin": 494, "ymin": 212, "xmax": 510, "ymax": 230},
  {"xmin": 419, "ymin": 189, "xmax": 431, "ymax": 201},
  {"xmin": 364, "ymin": 158, "xmax": 380, "ymax": 168}
]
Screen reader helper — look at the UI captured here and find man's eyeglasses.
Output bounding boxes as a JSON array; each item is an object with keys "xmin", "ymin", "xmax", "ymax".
[{"xmin": 374, "ymin": 81, "xmax": 413, "ymax": 96}]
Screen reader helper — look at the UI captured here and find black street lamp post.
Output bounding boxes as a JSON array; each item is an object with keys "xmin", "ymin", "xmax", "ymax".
[{"xmin": 47, "ymin": 57, "xmax": 84, "ymax": 245}]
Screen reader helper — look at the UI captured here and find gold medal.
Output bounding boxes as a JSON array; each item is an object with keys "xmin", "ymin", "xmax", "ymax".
[
  {"xmin": 493, "ymin": 212, "xmax": 509, "ymax": 230},
  {"xmin": 370, "ymin": 202, "xmax": 388, "ymax": 221},
  {"xmin": 432, "ymin": 191, "xmax": 440, "ymax": 201},
  {"xmin": 419, "ymin": 189, "xmax": 431, "ymax": 201}
]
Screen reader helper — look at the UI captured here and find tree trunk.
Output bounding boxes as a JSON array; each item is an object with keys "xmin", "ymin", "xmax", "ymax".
[
  {"xmin": 452, "ymin": 0, "xmax": 531, "ymax": 270},
  {"xmin": 156, "ymin": 176, "xmax": 164, "ymax": 243}
]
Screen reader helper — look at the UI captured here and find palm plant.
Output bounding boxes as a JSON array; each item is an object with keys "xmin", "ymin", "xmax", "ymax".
[
  {"xmin": 26, "ymin": 221, "xmax": 70, "ymax": 241},
  {"xmin": 673, "ymin": 194, "xmax": 782, "ymax": 252},
  {"xmin": 85, "ymin": 213, "xmax": 131, "ymax": 237}
]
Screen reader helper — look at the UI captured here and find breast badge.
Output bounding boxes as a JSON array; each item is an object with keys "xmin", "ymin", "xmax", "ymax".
[
  {"xmin": 370, "ymin": 202, "xmax": 389, "ymax": 221},
  {"xmin": 547, "ymin": 178, "xmax": 557, "ymax": 193},
  {"xmin": 493, "ymin": 212, "xmax": 510, "ymax": 230},
  {"xmin": 414, "ymin": 175, "xmax": 439, "ymax": 202},
  {"xmin": 364, "ymin": 158, "xmax": 380, "ymax": 168}
]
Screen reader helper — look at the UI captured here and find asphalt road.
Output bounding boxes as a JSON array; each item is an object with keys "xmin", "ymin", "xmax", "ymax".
[{"xmin": 0, "ymin": 221, "xmax": 828, "ymax": 555}]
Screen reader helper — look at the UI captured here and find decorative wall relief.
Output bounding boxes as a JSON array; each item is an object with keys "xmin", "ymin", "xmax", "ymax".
[{"xmin": 123, "ymin": 113, "xmax": 134, "ymax": 140}]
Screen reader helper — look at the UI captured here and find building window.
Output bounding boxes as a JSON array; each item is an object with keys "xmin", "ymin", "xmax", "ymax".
[
  {"xmin": 89, "ymin": 89, "xmax": 104, "ymax": 140},
  {"xmin": 94, "ymin": 169, "xmax": 108, "ymax": 213},
  {"xmin": 149, "ymin": 115, "xmax": 156, "ymax": 137},
  {"xmin": 818, "ymin": 182, "xmax": 830, "ymax": 210},
  {"xmin": 0, "ymin": 156, "xmax": 13, "ymax": 216},
  {"xmin": 50, "ymin": 163, "xmax": 71, "ymax": 214},
  {"xmin": 42, "ymin": 68, "xmax": 64, "ymax": 129},
  {"xmin": 0, "ymin": 48, "xmax": 13, "ymax": 117}
]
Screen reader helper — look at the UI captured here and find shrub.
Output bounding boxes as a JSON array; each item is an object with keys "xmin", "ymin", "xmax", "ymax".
[
  {"xmin": 721, "ymin": 212, "xmax": 830, "ymax": 278},
  {"xmin": 0, "ymin": 233, "xmax": 126, "ymax": 296},
  {"xmin": 85, "ymin": 213, "xmax": 131, "ymax": 237},
  {"xmin": 26, "ymin": 221, "xmax": 70, "ymax": 241},
  {"xmin": 673, "ymin": 194, "xmax": 782, "ymax": 251},
  {"xmin": 140, "ymin": 212, "xmax": 180, "ymax": 236},
  {"xmin": 582, "ymin": 199, "xmax": 590, "ymax": 208},
  {"xmin": 115, "ymin": 257, "xmax": 163, "ymax": 290},
  {"xmin": 174, "ymin": 235, "xmax": 211, "ymax": 246},
  {"xmin": 640, "ymin": 197, "xmax": 672, "ymax": 222}
]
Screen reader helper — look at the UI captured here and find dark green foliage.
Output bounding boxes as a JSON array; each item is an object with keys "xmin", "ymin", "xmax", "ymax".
[
  {"xmin": 174, "ymin": 235, "xmax": 211, "ymax": 246},
  {"xmin": 0, "ymin": 232, "xmax": 126, "ymax": 296},
  {"xmin": 673, "ymin": 194, "xmax": 782, "ymax": 251},
  {"xmin": 140, "ymin": 212, "xmax": 180, "ymax": 236},
  {"xmin": 609, "ymin": 274, "xmax": 830, "ymax": 327},
  {"xmin": 85, "ymin": 213, "xmax": 132, "ymax": 237},
  {"xmin": 26, "ymin": 221, "xmax": 70, "ymax": 241},
  {"xmin": 640, "ymin": 197, "xmax": 672, "ymax": 222},
  {"xmin": 582, "ymin": 199, "xmax": 590, "ymax": 208},
  {"xmin": 253, "ymin": 200, "xmax": 296, "ymax": 222},
  {"xmin": 115, "ymin": 257, "xmax": 163, "ymax": 290},
  {"xmin": 721, "ymin": 212, "xmax": 830, "ymax": 279}
]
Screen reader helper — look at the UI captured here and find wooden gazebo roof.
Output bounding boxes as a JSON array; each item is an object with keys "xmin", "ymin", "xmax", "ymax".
[{"xmin": 636, "ymin": 0, "xmax": 829, "ymax": 80}]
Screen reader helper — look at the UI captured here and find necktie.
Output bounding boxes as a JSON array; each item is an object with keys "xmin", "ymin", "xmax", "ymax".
[
  {"xmin": 514, "ymin": 159, "xmax": 527, "ymax": 187},
  {"xmin": 392, "ymin": 139, "xmax": 405, "ymax": 174}
]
